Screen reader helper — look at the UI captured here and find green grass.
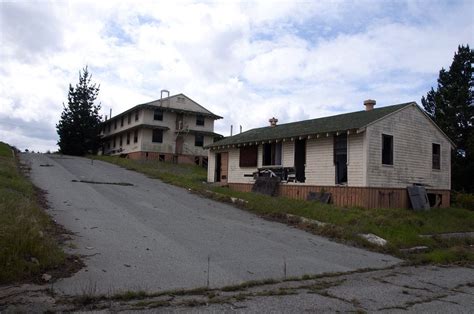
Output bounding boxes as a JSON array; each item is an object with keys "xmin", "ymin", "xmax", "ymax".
[
  {"xmin": 0, "ymin": 142, "xmax": 65, "ymax": 283},
  {"xmin": 93, "ymin": 155, "xmax": 474, "ymax": 264}
]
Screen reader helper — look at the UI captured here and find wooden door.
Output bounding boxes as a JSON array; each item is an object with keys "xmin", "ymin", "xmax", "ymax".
[
  {"xmin": 176, "ymin": 136, "xmax": 184, "ymax": 155},
  {"xmin": 220, "ymin": 152, "xmax": 229, "ymax": 183}
]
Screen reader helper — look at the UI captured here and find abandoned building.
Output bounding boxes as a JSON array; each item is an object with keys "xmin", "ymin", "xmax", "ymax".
[
  {"xmin": 101, "ymin": 91, "xmax": 222, "ymax": 165},
  {"xmin": 206, "ymin": 100, "xmax": 454, "ymax": 208}
]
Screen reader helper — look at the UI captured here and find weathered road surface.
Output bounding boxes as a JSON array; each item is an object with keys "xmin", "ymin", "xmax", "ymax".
[{"xmin": 21, "ymin": 154, "xmax": 400, "ymax": 295}]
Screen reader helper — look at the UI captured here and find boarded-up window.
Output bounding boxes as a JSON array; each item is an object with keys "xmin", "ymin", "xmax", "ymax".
[
  {"xmin": 263, "ymin": 142, "xmax": 282, "ymax": 166},
  {"xmin": 382, "ymin": 134, "xmax": 393, "ymax": 165},
  {"xmin": 432, "ymin": 143, "xmax": 440, "ymax": 170},
  {"xmin": 240, "ymin": 146, "xmax": 258, "ymax": 167},
  {"xmin": 152, "ymin": 129, "xmax": 163, "ymax": 143}
]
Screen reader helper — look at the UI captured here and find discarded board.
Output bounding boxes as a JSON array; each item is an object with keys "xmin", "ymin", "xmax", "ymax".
[
  {"xmin": 307, "ymin": 191, "xmax": 331, "ymax": 204},
  {"xmin": 252, "ymin": 177, "xmax": 280, "ymax": 196},
  {"xmin": 407, "ymin": 186, "xmax": 430, "ymax": 211}
]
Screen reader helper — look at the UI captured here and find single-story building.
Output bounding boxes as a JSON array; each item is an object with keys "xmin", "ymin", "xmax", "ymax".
[{"xmin": 205, "ymin": 100, "xmax": 454, "ymax": 208}]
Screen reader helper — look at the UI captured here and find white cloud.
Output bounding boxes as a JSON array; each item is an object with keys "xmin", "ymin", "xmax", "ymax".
[{"xmin": 0, "ymin": 0, "xmax": 472, "ymax": 151}]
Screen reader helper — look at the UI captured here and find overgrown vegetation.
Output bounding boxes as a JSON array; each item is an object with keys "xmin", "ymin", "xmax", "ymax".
[
  {"xmin": 94, "ymin": 156, "xmax": 474, "ymax": 264},
  {"xmin": 0, "ymin": 142, "xmax": 65, "ymax": 283}
]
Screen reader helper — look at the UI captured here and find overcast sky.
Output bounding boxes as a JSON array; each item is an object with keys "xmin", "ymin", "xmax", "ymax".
[{"xmin": 0, "ymin": 0, "xmax": 472, "ymax": 152}]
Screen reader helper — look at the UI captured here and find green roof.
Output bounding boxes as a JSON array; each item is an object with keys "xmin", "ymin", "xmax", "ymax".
[{"xmin": 207, "ymin": 102, "xmax": 415, "ymax": 148}]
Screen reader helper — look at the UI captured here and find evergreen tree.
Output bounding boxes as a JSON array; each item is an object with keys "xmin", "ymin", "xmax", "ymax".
[
  {"xmin": 422, "ymin": 45, "xmax": 474, "ymax": 192},
  {"xmin": 56, "ymin": 67, "xmax": 102, "ymax": 156}
]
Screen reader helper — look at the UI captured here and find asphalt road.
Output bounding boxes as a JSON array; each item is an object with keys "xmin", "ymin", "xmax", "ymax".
[{"xmin": 22, "ymin": 154, "xmax": 400, "ymax": 295}]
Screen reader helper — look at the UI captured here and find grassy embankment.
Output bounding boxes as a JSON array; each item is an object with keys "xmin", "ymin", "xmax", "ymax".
[
  {"xmin": 94, "ymin": 155, "xmax": 474, "ymax": 264},
  {"xmin": 0, "ymin": 142, "xmax": 65, "ymax": 283}
]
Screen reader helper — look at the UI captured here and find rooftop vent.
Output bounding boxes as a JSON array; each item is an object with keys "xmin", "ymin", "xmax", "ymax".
[
  {"xmin": 269, "ymin": 117, "xmax": 278, "ymax": 127},
  {"xmin": 364, "ymin": 99, "xmax": 376, "ymax": 111}
]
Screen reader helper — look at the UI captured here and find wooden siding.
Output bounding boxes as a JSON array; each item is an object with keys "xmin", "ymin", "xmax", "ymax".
[
  {"xmin": 228, "ymin": 183, "xmax": 450, "ymax": 209},
  {"xmin": 305, "ymin": 136, "xmax": 335, "ymax": 186},
  {"xmin": 366, "ymin": 105, "xmax": 451, "ymax": 189},
  {"xmin": 347, "ymin": 132, "xmax": 366, "ymax": 186},
  {"xmin": 282, "ymin": 141, "xmax": 294, "ymax": 167}
]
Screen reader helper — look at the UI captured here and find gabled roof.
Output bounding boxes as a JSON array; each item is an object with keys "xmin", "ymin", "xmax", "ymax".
[
  {"xmin": 207, "ymin": 102, "xmax": 416, "ymax": 148},
  {"xmin": 103, "ymin": 93, "xmax": 222, "ymax": 124},
  {"xmin": 139, "ymin": 94, "xmax": 222, "ymax": 119}
]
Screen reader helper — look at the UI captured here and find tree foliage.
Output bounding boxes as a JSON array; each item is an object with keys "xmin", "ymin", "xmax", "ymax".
[
  {"xmin": 56, "ymin": 67, "xmax": 102, "ymax": 156},
  {"xmin": 422, "ymin": 45, "xmax": 474, "ymax": 192}
]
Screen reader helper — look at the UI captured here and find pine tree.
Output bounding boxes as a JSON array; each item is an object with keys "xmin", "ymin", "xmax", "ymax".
[
  {"xmin": 56, "ymin": 67, "xmax": 102, "ymax": 156},
  {"xmin": 422, "ymin": 45, "xmax": 474, "ymax": 192}
]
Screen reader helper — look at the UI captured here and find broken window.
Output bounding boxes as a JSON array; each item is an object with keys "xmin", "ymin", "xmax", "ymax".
[
  {"xmin": 239, "ymin": 146, "xmax": 258, "ymax": 167},
  {"xmin": 196, "ymin": 115, "xmax": 205, "ymax": 126},
  {"xmin": 154, "ymin": 109, "xmax": 163, "ymax": 121},
  {"xmin": 432, "ymin": 143, "xmax": 440, "ymax": 170},
  {"xmin": 152, "ymin": 129, "xmax": 163, "ymax": 143},
  {"xmin": 382, "ymin": 134, "xmax": 393, "ymax": 165},
  {"xmin": 263, "ymin": 142, "xmax": 282, "ymax": 166},
  {"xmin": 195, "ymin": 134, "xmax": 204, "ymax": 147}
]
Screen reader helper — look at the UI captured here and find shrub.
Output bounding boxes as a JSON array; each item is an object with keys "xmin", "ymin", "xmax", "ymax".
[{"xmin": 454, "ymin": 192, "xmax": 474, "ymax": 211}]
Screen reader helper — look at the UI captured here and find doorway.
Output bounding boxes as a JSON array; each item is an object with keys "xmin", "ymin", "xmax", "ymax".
[
  {"xmin": 215, "ymin": 152, "xmax": 228, "ymax": 183},
  {"xmin": 176, "ymin": 136, "xmax": 184, "ymax": 155},
  {"xmin": 294, "ymin": 139, "xmax": 306, "ymax": 182},
  {"xmin": 334, "ymin": 134, "xmax": 347, "ymax": 184}
]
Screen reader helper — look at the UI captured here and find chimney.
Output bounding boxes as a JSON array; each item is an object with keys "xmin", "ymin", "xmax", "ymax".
[
  {"xmin": 364, "ymin": 99, "xmax": 376, "ymax": 111},
  {"xmin": 269, "ymin": 117, "xmax": 278, "ymax": 127}
]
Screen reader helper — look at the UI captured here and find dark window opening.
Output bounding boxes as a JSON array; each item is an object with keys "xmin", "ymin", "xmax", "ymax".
[
  {"xmin": 107, "ymin": 123, "xmax": 111, "ymax": 132},
  {"xmin": 382, "ymin": 134, "xmax": 393, "ymax": 165},
  {"xmin": 126, "ymin": 132, "xmax": 130, "ymax": 145},
  {"xmin": 128, "ymin": 113, "xmax": 131, "ymax": 124},
  {"xmin": 152, "ymin": 129, "xmax": 163, "ymax": 143},
  {"xmin": 134, "ymin": 130, "xmax": 138, "ymax": 143},
  {"xmin": 194, "ymin": 156, "xmax": 200, "ymax": 165},
  {"xmin": 113, "ymin": 136, "xmax": 116, "ymax": 148},
  {"xmin": 195, "ymin": 134, "xmax": 204, "ymax": 147},
  {"xmin": 159, "ymin": 154, "xmax": 165, "ymax": 162},
  {"xmin": 432, "ymin": 143, "xmax": 440, "ymax": 170},
  {"xmin": 196, "ymin": 115, "xmax": 205, "ymax": 126},
  {"xmin": 119, "ymin": 135, "xmax": 123, "ymax": 146},
  {"xmin": 107, "ymin": 142, "xmax": 111, "ymax": 149},
  {"xmin": 263, "ymin": 142, "xmax": 282, "ymax": 166},
  {"xmin": 114, "ymin": 120, "xmax": 117, "ymax": 129},
  {"xmin": 239, "ymin": 146, "xmax": 258, "ymax": 167},
  {"xmin": 154, "ymin": 109, "xmax": 163, "ymax": 121},
  {"xmin": 334, "ymin": 134, "xmax": 347, "ymax": 184},
  {"xmin": 294, "ymin": 139, "xmax": 306, "ymax": 182},
  {"xmin": 135, "ymin": 110, "xmax": 139, "ymax": 121},
  {"xmin": 121, "ymin": 116, "xmax": 124, "ymax": 127}
]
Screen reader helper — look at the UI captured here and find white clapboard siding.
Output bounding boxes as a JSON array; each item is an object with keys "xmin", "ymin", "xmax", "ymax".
[
  {"xmin": 366, "ymin": 105, "xmax": 451, "ymax": 189},
  {"xmin": 207, "ymin": 150, "xmax": 216, "ymax": 182},
  {"xmin": 282, "ymin": 141, "xmax": 294, "ymax": 167},
  {"xmin": 304, "ymin": 136, "xmax": 335, "ymax": 185},
  {"xmin": 347, "ymin": 132, "xmax": 366, "ymax": 186}
]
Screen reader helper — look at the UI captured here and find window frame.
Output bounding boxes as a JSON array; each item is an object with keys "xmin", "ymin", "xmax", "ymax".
[
  {"xmin": 194, "ymin": 134, "xmax": 204, "ymax": 147},
  {"xmin": 152, "ymin": 129, "xmax": 163, "ymax": 143},
  {"xmin": 154, "ymin": 108, "xmax": 163, "ymax": 121},
  {"xmin": 432, "ymin": 143, "xmax": 441, "ymax": 170},
  {"xmin": 382, "ymin": 134, "xmax": 393, "ymax": 165},
  {"xmin": 262, "ymin": 142, "xmax": 282, "ymax": 166},
  {"xmin": 196, "ymin": 115, "xmax": 205, "ymax": 126}
]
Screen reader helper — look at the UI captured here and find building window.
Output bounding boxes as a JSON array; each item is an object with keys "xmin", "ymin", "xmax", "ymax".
[
  {"xmin": 152, "ymin": 129, "xmax": 163, "ymax": 143},
  {"xmin": 195, "ymin": 134, "xmax": 204, "ymax": 147},
  {"xmin": 334, "ymin": 134, "xmax": 347, "ymax": 184},
  {"xmin": 263, "ymin": 142, "xmax": 282, "ymax": 166},
  {"xmin": 240, "ymin": 146, "xmax": 258, "ymax": 167},
  {"xmin": 432, "ymin": 143, "xmax": 441, "ymax": 170},
  {"xmin": 134, "ymin": 130, "xmax": 138, "ymax": 143},
  {"xmin": 126, "ymin": 132, "xmax": 130, "ymax": 145},
  {"xmin": 107, "ymin": 123, "xmax": 111, "ymax": 132},
  {"xmin": 113, "ymin": 136, "xmax": 116, "ymax": 148},
  {"xmin": 382, "ymin": 134, "xmax": 393, "ymax": 165},
  {"xmin": 135, "ymin": 110, "xmax": 139, "ymax": 121},
  {"xmin": 121, "ymin": 116, "xmax": 124, "ymax": 127},
  {"xmin": 114, "ymin": 120, "xmax": 117, "ymax": 129},
  {"xmin": 196, "ymin": 115, "xmax": 205, "ymax": 126},
  {"xmin": 119, "ymin": 135, "xmax": 123, "ymax": 146},
  {"xmin": 154, "ymin": 109, "xmax": 163, "ymax": 121},
  {"xmin": 128, "ymin": 113, "xmax": 131, "ymax": 124}
]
